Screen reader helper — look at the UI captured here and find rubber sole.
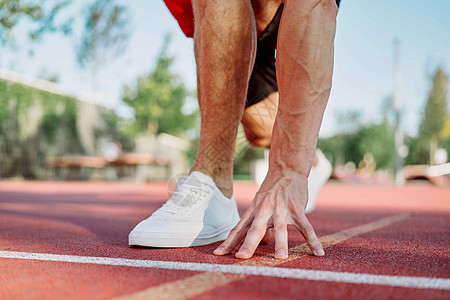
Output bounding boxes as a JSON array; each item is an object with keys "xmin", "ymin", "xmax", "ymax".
[{"xmin": 128, "ymin": 223, "xmax": 237, "ymax": 248}]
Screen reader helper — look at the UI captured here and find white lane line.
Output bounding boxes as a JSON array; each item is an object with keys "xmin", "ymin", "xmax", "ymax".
[
  {"xmin": 1, "ymin": 251, "xmax": 449, "ymax": 291},
  {"xmin": 115, "ymin": 214, "xmax": 412, "ymax": 300}
]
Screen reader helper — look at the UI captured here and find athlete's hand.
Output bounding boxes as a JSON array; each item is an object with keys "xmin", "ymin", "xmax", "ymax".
[{"xmin": 213, "ymin": 170, "xmax": 324, "ymax": 259}]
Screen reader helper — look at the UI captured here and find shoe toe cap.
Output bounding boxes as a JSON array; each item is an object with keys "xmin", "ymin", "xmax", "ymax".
[{"xmin": 129, "ymin": 216, "xmax": 203, "ymax": 235}]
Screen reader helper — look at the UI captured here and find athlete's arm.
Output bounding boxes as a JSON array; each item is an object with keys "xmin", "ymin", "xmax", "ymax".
[{"xmin": 214, "ymin": 0, "xmax": 338, "ymax": 259}]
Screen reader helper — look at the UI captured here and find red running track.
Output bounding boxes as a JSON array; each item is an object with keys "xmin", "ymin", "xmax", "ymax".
[{"xmin": 0, "ymin": 180, "xmax": 449, "ymax": 299}]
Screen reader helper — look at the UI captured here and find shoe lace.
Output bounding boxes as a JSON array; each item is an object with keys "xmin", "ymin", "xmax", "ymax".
[{"xmin": 156, "ymin": 180, "xmax": 211, "ymax": 216}]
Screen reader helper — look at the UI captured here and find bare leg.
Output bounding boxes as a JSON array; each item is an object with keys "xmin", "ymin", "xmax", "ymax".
[
  {"xmin": 241, "ymin": 92, "xmax": 319, "ymax": 166},
  {"xmin": 251, "ymin": 0, "xmax": 282, "ymax": 35},
  {"xmin": 242, "ymin": 92, "xmax": 279, "ymax": 148},
  {"xmin": 190, "ymin": 0, "xmax": 257, "ymax": 198}
]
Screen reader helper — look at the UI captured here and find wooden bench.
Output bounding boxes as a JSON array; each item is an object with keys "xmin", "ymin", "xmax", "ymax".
[
  {"xmin": 108, "ymin": 153, "xmax": 171, "ymax": 182},
  {"xmin": 46, "ymin": 153, "xmax": 171, "ymax": 181},
  {"xmin": 46, "ymin": 156, "xmax": 107, "ymax": 180}
]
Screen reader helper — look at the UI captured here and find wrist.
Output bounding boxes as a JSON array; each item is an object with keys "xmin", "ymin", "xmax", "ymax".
[
  {"xmin": 268, "ymin": 146, "xmax": 315, "ymax": 178},
  {"xmin": 269, "ymin": 123, "xmax": 317, "ymax": 177}
]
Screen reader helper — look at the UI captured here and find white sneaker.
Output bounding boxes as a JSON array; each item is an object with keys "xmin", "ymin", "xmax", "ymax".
[
  {"xmin": 128, "ymin": 171, "xmax": 240, "ymax": 247},
  {"xmin": 305, "ymin": 149, "xmax": 332, "ymax": 213}
]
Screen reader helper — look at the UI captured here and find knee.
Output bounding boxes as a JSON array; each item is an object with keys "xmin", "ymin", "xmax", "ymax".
[
  {"xmin": 193, "ymin": 0, "xmax": 255, "ymax": 28},
  {"xmin": 242, "ymin": 112, "xmax": 274, "ymax": 148},
  {"xmin": 251, "ymin": 137, "xmax": 272, "ymax": 148},
  {"xmin": 244, "ymin": 128, "xmax": 272, "ymax": 148},
  {"xmin": 282, "ymin": 0, "xmax": 338, "ymax": 17}
]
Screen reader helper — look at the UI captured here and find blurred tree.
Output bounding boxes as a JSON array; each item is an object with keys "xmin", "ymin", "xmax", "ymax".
[
  {"xmin": 0, "ymin": 78, "xmax": 81, "ymax": 178},
  {"xmin": 122, "ymin": 34, "xmax": 196, "ymax": 137},
  {"xmin": 319, "ymin": 68, "xmax": 450, "ymax": 170},
  {"xmin": 0, "ymin": 0, "xmax": 130, "ymax": 69},
  {"xmin": 437, "ymin": 113, "xmax": 450, "ymax": 162},
  {"xmin": 318, "ymin": 114, "xmax": 395, "ymax": 170},
  {"xmin": 356, "ymin": 120, "xmax": 394, "ymax": 170},
  {"xmin": 0, "ymin": 77, "xmax": 125, "ymax": 179},
  {"xmin": 404, "ymin": 135, "xmax": 428, "ymax": 165},
  {"xmin": 0, "ymin": 0, "xmax": 72, "ymax": 45},
  {"xmin": 232, "ymin": 125, "xmax": 264, "ymax": 177},
  {"xmin": 440, "ymin": 116, "xmax": 450, "ymax": 141},
  {"xmin": 77, "ymin": 0, "xmax": 130, "ymax": 69},
  {"xmin": 419, "ymin": 68, "xmax": 448, "ymax": 165},
  {"xmin": 318, "ymin": 133, "xmax": 360, "ymax": 167},
  {"xmin": 318, "ymin": 109, "xmax": 363, "ymax": 167}
]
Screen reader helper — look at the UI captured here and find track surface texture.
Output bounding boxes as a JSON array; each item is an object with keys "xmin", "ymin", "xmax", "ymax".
[{"xmin": 0, "ymin": 180, "xmax": 449, "ymax": 299}]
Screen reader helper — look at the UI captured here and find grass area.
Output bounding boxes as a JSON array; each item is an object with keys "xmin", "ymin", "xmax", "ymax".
[{"xmin": 233, "ymin": 174, "xmax": 253, "ymax": 181}]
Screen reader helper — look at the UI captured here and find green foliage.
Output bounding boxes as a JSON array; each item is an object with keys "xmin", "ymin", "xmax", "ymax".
[
  {"xmin": 404, "ymin": 135, "xmax": 428, "ymax": 165},
  {"xmin": 0, "ymin": 78, "xmax": 80, "ymax": 178},
  {"xmin": 233, "ymin": 146, "xmax": 264, "ymax": 176},
  {"xmin": 0, "ymin": 0, "xmax": 72, "ymax": 46},
  {"xmin": 40, "ymin": 113, "xmax": 60, "ymax": 142},
  {"xmin": 439, "ymin": 135, "xmax": 450, "ymax": 159},
  {"xmin": 319, "ymin": 67, "xmax": 449, "ymax": 170},
  {"xmin": 0, "ymin": 0, "xmax": 130, "ymax": 69},
  {"xmin": 318, "ymin": 133, "xmax": 360, "ymax": 166},
  {"xmin": 439, "ymin": 116, "xmax": 450, "ymax": 157},
  {"xmin": 318, "ymin": 120, "xmax": 394, "ymax": 170},
  {"xmin": 356, "ymin": 120, "xmax": 394, "ymax": 169},
  {"xmin": 420, "ymin": 68, "xmax": 448, "ymax": 139},
  {"xmin": 418, "ymin": 67, "xmax": 449, "ymax": 164},
  {"xmin": 0, "ymin": 78, "xmax": 79, "ymax": 140},
  {"xmin": 101, "ymin": 110, "xmax": 134, "ymax": 152},
  {"xmin": 231, "ymin": 126, "xmax": 265, "ymax": 176},
  {"xmin": 122, "ymin": 35, "xmax": 196, "ymax": 137},
  {"xmin": 319, "ymin": 69, "xmax": 449, "ymax": 169},
  {"xmin": 77, "ymin": 0, "xmax": 130, "ymax": 68}
]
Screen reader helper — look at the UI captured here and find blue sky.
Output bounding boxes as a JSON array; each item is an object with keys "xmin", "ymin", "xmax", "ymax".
[{"xmin": 1, "ymin": 0, "xmax": 449, "ymax": 137}]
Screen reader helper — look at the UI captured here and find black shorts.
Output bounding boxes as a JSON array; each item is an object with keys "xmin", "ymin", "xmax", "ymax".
[{"xmin": 246, "ymin": 0, "xmax": 341, "ymax": 108}]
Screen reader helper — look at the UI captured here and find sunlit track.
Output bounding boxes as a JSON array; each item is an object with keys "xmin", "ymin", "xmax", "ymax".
[
  {"xmin": 116, "ymin": 214, "xmax": 412, "ymax": 299},
  {"xmin": 1, "ymin": 181, "xmax": 449, "ymax": 300},
  {"xmin": 1, "ymin": 252, "xmax": 449, "ymax": 293}
]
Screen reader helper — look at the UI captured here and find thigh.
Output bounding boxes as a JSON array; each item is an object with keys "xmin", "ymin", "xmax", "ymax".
[
  {"xmin": 251, "ymin": 0, "xmax": 282, "ymax": 35},
  {"xmin": 242, "ymin": 92, "xmax": 279, "ymax": 145}
]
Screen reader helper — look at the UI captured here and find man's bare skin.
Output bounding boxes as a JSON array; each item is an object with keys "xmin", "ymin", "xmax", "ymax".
[
  {"xmin": 242, "ymin": 92, "xmax": 320, "ymax": 169},
  {"xmin": 242, "ymin": 92, "xmax": 279, "ymax": 148},
  {"xmin": 251, "ymin": 0, "xmax": 282, "ymax": 35},
  {"xmin": 190, "ymin": 0, "xmax": 337, "ymax": 259}
]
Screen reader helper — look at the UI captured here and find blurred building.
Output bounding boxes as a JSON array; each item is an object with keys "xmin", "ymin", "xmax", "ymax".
[
  {"xmin": 0, "ymin": 69, "xmax": 113, "ymax": 179},
  {"xmin": 0, "ymin": 69, "xmax": 190, "ymax": 181}
]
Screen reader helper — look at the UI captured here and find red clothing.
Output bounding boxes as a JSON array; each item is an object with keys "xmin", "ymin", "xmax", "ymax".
[{"xmin": 163, "ymin": 0, "xmax": 194, "ymax": 38}]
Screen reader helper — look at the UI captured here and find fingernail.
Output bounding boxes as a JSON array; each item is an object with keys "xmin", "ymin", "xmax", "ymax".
[
  {"xmin": 276, "ymin": 249, "xmax": 286, "ymax": 258},
  {"xmin": 236, "ymin": 249, "xmax": 248, "ymax": 257},
  {"xmin": 214, "ymin": 246, "xmax": 224, "ymax": 254},
  {"xmin": 314, "ymin": 248, "xmax": 325, "ymax": 256}
]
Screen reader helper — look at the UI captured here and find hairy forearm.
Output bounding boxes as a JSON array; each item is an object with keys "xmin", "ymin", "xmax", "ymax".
[{"xmin": 269, "ymin": 0, "xmax": 337, "ymax": 176}]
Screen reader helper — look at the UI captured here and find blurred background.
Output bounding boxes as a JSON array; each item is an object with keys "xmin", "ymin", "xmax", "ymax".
[{"xmin": 0, "ymin": 0, "xmax": 449, "ymax": 185}]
